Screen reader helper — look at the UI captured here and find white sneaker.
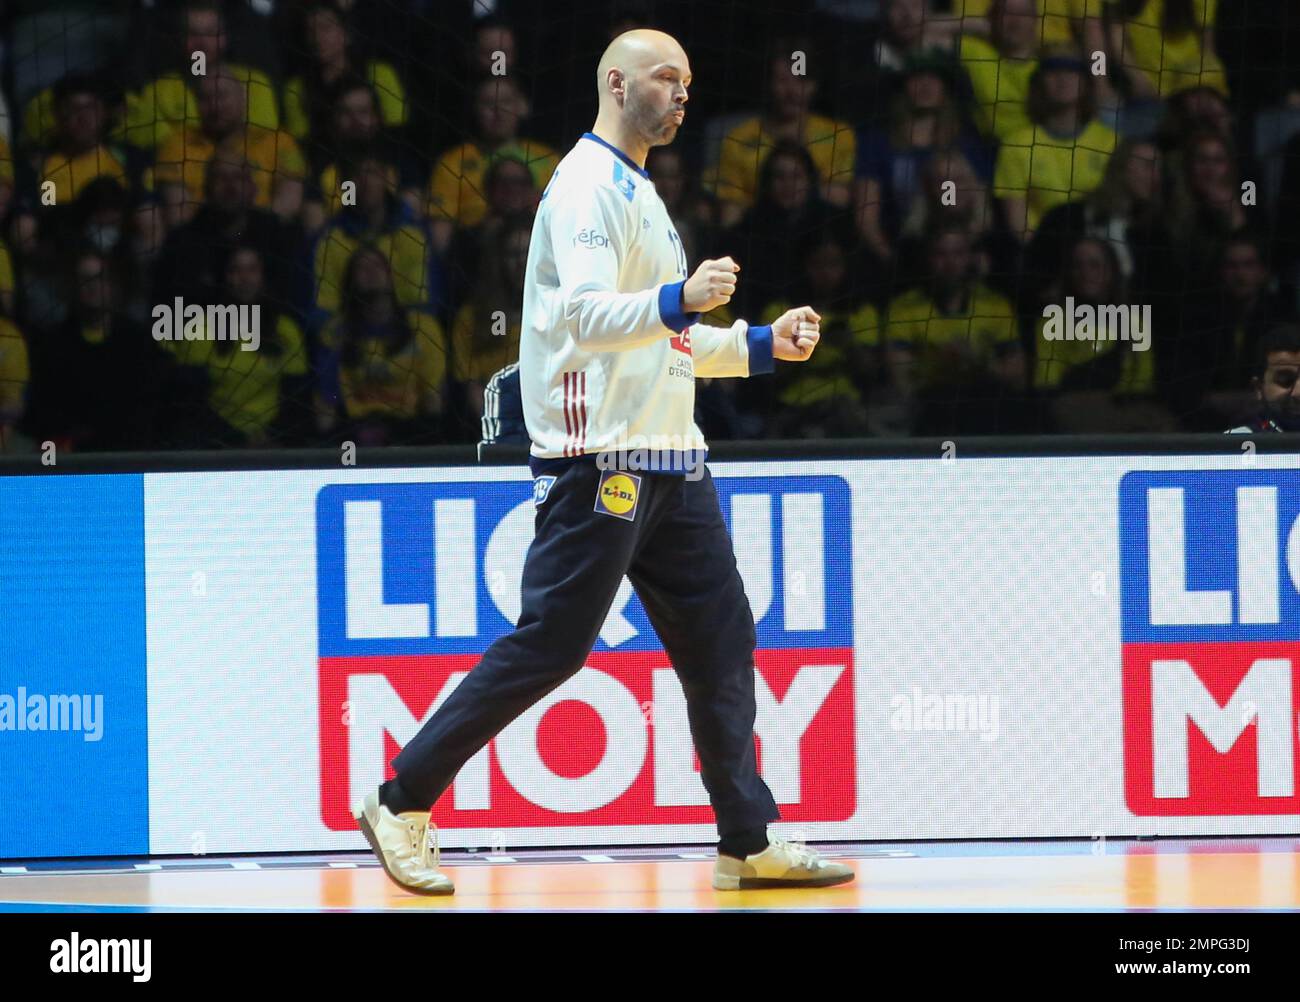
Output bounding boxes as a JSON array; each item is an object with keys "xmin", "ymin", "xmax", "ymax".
[
  {"xmin": 353, "ymin": 788, "xmax": 455, "ymax": 895},
  {"xmin": 713, "ymin": 835, "xmax": 855, "ymax": 890}
]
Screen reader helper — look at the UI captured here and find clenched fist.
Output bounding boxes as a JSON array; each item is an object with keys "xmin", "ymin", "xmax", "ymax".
[
  {"xmin": 772, "ymin": 306, "xmax": 821, "ymax": 361},
  {"xmin": 682, "ymin": 256, "xmax": 739, "ymax": 313}
]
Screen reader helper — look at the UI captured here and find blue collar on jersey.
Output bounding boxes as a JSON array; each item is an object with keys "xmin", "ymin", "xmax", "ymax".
[{"xmin": 580, "ymin": 131, "xmax": 650, "ymax": 179}]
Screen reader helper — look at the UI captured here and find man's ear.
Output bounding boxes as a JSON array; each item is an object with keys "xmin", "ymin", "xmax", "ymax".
[
  {"xmin": 1252, "ymin": 376, "xmax": 1263, "ymax": 401},
  {"xmin": 608, "ymin": 68, "xmax": 625, "ymax": 102}
]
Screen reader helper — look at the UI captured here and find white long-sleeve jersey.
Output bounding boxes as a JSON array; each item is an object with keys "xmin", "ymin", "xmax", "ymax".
[{"xmin": 519, "ymin": 131, "xmax": 772, "ymax": 474}]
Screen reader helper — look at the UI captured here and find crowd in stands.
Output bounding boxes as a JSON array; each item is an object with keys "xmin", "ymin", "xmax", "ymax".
[{"xmin": 1, "ymin": 0, "xmax": 1299, "ymax": 453}]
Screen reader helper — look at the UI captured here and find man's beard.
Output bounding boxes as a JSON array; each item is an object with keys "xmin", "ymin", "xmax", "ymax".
[{"xmin": 625, "ymin": 82, "xmax": 677, "ymax": 143}]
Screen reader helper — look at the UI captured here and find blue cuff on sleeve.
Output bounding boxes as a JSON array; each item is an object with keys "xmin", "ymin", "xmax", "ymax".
[
  {"xmin": 746, "ymin": 324, "xmax": 774, "ymax": 375},
  {"xmin": 658, "ymin": 280, "xmax": 701, "ymax": 333}
]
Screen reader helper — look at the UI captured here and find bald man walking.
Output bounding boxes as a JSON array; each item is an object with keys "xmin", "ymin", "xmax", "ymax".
[{"xmin": 354, "ymin": 29, "xmax": 853, "ymax": 894}]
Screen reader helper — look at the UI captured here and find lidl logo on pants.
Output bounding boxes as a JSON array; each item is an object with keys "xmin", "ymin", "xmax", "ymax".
[
  {"xmin": 1120, "ymin": 470, "xmax": 1300, "ymax": 816},
  {"xmin": 315, "ymin": 475, "xmax": 855, "ymax": 832},
  {"xmin": 594, "ymin": 470, "xmax": 640, "ymax": 520}
]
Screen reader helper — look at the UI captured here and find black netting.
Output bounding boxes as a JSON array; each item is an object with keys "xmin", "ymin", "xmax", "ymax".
[{"xmin": 1, "ymin": 0, "xmax": 1298, "ymax": 454}]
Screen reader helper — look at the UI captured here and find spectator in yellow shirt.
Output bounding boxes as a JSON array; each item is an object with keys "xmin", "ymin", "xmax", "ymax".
[
  {"xmin": 959, "ymin": 0, "xmax": 1046, "ymax": 143},
  {"xmin": 443, "ymin": 156, "xmax": 539, "ymax": 314},
  {"xmin": 450, "ymin": 214, "xmax": 530, "ymax": 426},
  {"xmin": 704, "ymin": 42, "xmax": 856, "ymax": 229},
  {"xmin": 312, "ymin": 154, "xmax": 442, "ymax": 315},
  {"xmin": 307, "ymin": 80, "xmax": 424, "ymax": 232},
  {"xmin": 40, "ymin": 74, "xmax": 128, "ymax": 206},
  {"xmin": 951, "ymin": 0, "xmax": 1077, "ymax": 46},
  {"xmin": 122, "ymin": 0, "xmax": 280, "ymax": 150},
  {"xmin": 284, "ymin": 2, "xmax": 407, "ymax": 149},
  {"xmin": 993, "ymin": 52, "xmax": 1117, "ymax": 241},
  {"xmin": 1034, "ymin": 235, "xmax": 1175, "ymax": 431},
  {"xmin": 316, "ymin": 245, "xmax": 448, "ymax": 445},
  {"xmin": 200, "ymin": 245, "xmax": 310, "ymax": 446},
  {"xmin": 755, "ymin": 232, "xmax": 881, "ymax": 437},
  {"xmin": 1101, "ymin": 0, "xmax": 1227, "ymax": 101},
  {"xmin": 882, "ymin": 223, "xmax": 1025, "ymax": 395},
  {"xmin": 153, "ymin": 72, "xmax": 306, "ymax": 228},
  {"xmin": 428, "ymin": 77, "xmax": 559, "ymax": 250}
]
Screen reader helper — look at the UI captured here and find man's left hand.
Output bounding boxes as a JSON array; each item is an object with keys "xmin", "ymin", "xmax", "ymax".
[{"xmin": 772, "ymin": 306, "xmax": 821, "ymax": 362}]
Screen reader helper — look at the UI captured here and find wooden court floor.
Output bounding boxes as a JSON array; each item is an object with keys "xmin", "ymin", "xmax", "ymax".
[{"xmin": 2, "ymin": 838, "xmax": 1298, "ymax": 912}]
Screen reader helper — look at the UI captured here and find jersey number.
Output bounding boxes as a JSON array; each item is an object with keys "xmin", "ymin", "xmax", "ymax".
[{"xmin": 667, "ymin": 229, "xmax": 688, "ymax": 279}]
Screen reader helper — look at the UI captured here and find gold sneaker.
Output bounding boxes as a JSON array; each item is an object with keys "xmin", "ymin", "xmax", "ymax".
[
  {"xmin": 353, "ymin": 788, "xmax": 455, "ymax": 895},
  {"xmin": 713, "ymin": 836, "xmax": 855, "ymax": 890}
]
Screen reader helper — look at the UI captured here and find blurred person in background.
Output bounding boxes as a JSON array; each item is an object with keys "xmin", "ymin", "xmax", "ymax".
[
  {"xmin": 11, "ymin": 73, "xmax": 135, "ymax": 263},
  {"xmin": 311, "ymin": 152, "xmax": 441, "ymax": 316},
  {"xmin": 315, "ymin": 244, "xmax": 448, "ymax": 445},
  {"xmin": 64, "ymin": 176, "xmax": 165, "ymax": 326},
  {"xmin": 0, "ymin": 130, "xmax": 14, "ymax": 236},
  {"xmin": 21, "ymin": 249, "xmax": 176, "ymax": 451},
  {"xmin": 1273, "ymin": 129, "xmax": 1300, "ymax": 300},
  {"xmin": 36, "ymin": 73, "xmax": 130, "ymax": 207},
  {"xmin": 724, "ymin": 141, "xmax": 856, "ymax": 320},
  {"xmin": 0, "ymin": 236, "xmax": 13, "ymax": 319},
  {"xmin": 958, "ymin": 0, "xmax": 1046, "ymax": 144},
  {"xmin": 427, "ymin": 76, "xmax": 559, "ymax": 254},
  {"xmin": 1163, "ymin": 129, "xmax": 1251, "ymax": 290},
  {"xmin": 305, "ymin": 77, "xmax": 424, "ymax": 232},
  {"xmin": 853, "ymin": 53, "xmax": 992, "ymax": 269},
  {"xmin": 894, "ymin": 143, "xmax": 1006, "ymax": 291},
  {"xmin": 874, "ymin": 0, "xmax": 970, "ymax": 91},
  {"xmin": 443, "ymin": 155, "xmax": 537, "ymax": 316},
  {"xmin": 1173, "ymin": 232, "xmax": 1296, "ymax": 429},
  {"xmin": 705, "ymin": 38, "xmax": 856, "ymax": 229},
  {"xmin": 1092, "ymin": 0, "xmax": 1227, "ymax": 104},
  {"xmin": 947, "ymin": 0, "xmax": 1078, "ymax": 48},
  {"xmin": 1034, "ymin": 234, "xmax": 1176, "ymax": 432},
  {"xmin": 200, "ymin": 245, "xmax": 311, "ymax": 447},
  {"xmin": 152, "ymin": 71, "xmax": 306, "ymax": 228},
  {"xmin": 449, "ymin": 213, "xmax": 530, "ymax": 433},
  {"xmin": 994, "ymin": 51, "xmax": 1117, "ymax": 244},
  {"xmin": 883, "ymin": 221, "xmax": 1024, "ymax": 431},
  {"xmin": 753, "ymin": 229, "xmax": 881, "ymax": 437},
  {"xmin": 283, "ymin": 1, "xmax": 407, "ymax": 155},
  {"xmin": 154, "ymin": 157, "xmax": 298, "ymax": 318},
  {"xmin": 123, "ymin": 0, "xmax": 281, "ymax": 150},
  {"xmin": 472, "ymin": 18, "xmax": 519, "ymax": 78},
  {"xmin": 1026, "ymin": 136, "xmax": 1168, "ymax": 300},
  {"xmin": 1158, "ymin": 83, "xmax": 1236, "ymax": 150}
]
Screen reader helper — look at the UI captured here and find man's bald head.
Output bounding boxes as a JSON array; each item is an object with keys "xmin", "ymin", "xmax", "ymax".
[
  {"xmin": 595, "ymin": 28, "xmax": 691, "ymax": 150},
  {"xmin": 597, "ymin": 29, "xmax": 686, "ymax": 95}
]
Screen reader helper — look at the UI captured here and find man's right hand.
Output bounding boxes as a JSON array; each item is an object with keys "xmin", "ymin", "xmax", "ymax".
[{"xmin": 682, "ymin": 256, "xmax": 739, "ymax": 313}]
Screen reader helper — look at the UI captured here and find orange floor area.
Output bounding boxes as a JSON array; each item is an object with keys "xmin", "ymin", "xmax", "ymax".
[{"xmin": 2, "ymin": 839, "xmax": 1299, "ymax": 912}]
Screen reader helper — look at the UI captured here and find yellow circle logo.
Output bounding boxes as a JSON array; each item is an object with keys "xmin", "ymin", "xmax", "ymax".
[{"xmin": 600, "ymin": 474, "xmax": 638, "ymax": 515}]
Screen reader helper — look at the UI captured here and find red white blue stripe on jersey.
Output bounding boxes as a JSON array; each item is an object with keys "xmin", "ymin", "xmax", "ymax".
[{"xmin": 564, "ymin": 371, "xmax": 588, "ymax": 457}]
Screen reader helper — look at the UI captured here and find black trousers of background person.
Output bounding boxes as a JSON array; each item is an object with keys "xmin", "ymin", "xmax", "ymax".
[{"xmin": 390, "ymin": 459, "xmax": 782, "ymax": 839}]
